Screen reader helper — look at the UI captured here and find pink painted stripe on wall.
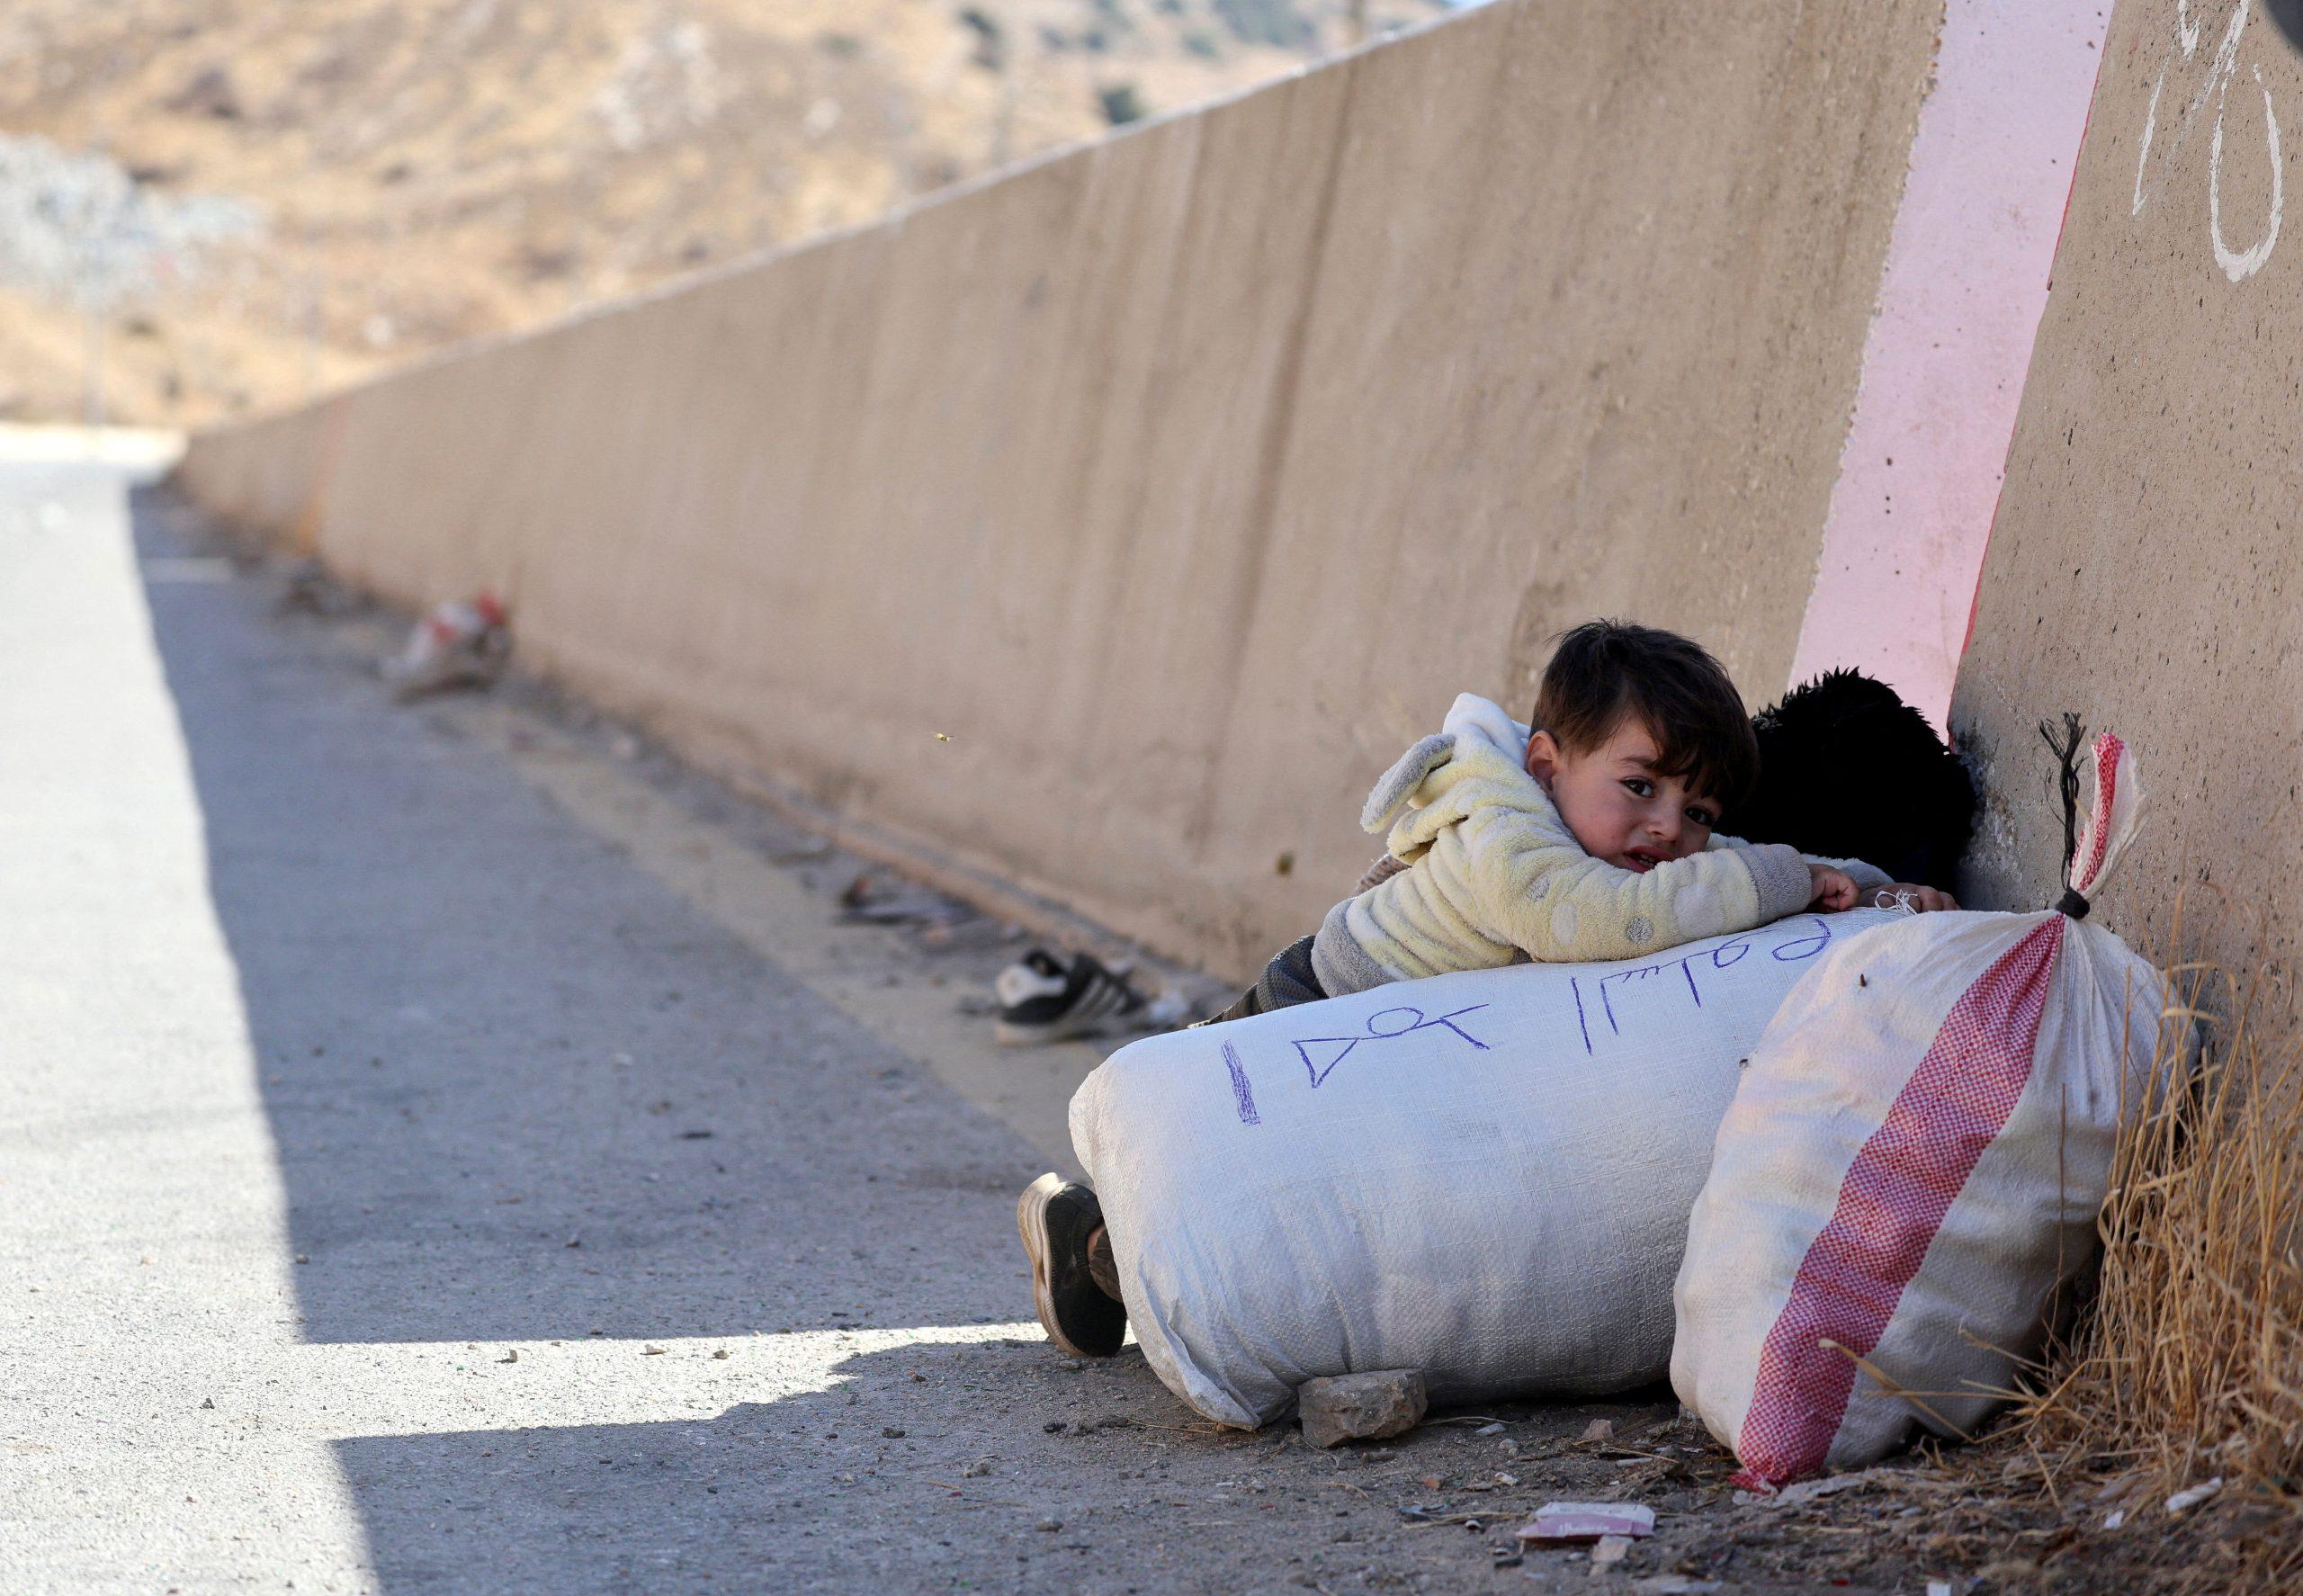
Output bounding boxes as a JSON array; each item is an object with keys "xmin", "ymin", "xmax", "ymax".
[{"xmin": 1788, "ymin": 0, "xmax": 2109, "ymax": 730}]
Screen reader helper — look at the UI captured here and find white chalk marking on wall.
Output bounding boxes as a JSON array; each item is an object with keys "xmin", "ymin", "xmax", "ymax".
[
  {"xmin": 2119, "ymin": 0, "xmax": 2229, "ymax": 217},
  {"xmin": 1787, "ymin": 0, "xmax": 2108, "ymax": 731},
  {"xmin": 2210, "ymin": 65, "xmax": 2283, "ymax": 281},
  {"xmin": 2137, "ymin": 64, "xmax": 2170, "ymax": 215},
  {"xmin": 2132, "ymin": 0, "xmax": 2281, "ymax": 282}
]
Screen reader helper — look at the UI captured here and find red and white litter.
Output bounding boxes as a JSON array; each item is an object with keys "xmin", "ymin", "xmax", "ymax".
[
  {"xmin": 1515, "ymin": 1502, "xmax": 1656, "ymax": 1543},
  {"xmin": 384, "ymin": 593, "xmax": 511, "ymax": 700}
]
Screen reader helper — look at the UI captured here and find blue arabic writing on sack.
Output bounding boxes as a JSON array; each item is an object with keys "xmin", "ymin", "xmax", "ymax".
[
  {"xmin": 1568, "ymin": 917, "xmax": 1833, "ymax": 1055},
  {"xmin": 1214, "ymin": 917, "xmax": 1835, "ymax": 1125}
]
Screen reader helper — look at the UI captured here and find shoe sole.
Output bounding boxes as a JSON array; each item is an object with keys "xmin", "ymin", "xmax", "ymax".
[
  {"xmin": 1016, "ymin": 1176, "xmax": 1084, "ymax": 1357},
  {"xmin": 1016, "ymin": 1174, "xmax": 1103, "ymax": 1359}
]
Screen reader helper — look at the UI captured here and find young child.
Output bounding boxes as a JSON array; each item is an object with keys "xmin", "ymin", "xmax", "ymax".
[
  {"xmin": 1208, "ymin": 620, "xmax": 1947, "ymax": 1022},
  {"xmin": 1017, "ymin": 620, "xmax": 1952, "ymax": 1358}
]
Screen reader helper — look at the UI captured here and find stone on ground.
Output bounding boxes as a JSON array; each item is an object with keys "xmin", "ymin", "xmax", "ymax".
[{"xmin": 1296, "ymin": 1369, "xmax": 1428, "ymax": 1448}]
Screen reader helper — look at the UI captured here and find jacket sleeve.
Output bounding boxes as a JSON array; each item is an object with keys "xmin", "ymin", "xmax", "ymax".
[
  {"xmin": 1707, "ymin": 833, "xmax": 1891, "ymax": 892},
  {"xmin": 1359, "ymin": 733, "xmax": 1456, "ymax": 834},
  {"xmin": 1459, "ymin": 805, "xmax": 1817, "ymax": 963}
]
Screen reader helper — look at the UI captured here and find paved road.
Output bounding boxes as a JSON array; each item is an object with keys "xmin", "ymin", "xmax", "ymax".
[{"xmin": 5, "ymin": 436, "xmax": 1699, "ymax": 1595}]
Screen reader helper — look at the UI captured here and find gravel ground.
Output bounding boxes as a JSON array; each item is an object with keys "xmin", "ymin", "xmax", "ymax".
[{"xmin": 3, "ymin": 439, "xmax": 2259, "ymax": 1595}]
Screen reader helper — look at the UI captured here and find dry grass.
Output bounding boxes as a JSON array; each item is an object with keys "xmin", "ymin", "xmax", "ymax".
[{"xmin": 1992, "ymin": 894, "xmax": 2303, "ymax": 1585}]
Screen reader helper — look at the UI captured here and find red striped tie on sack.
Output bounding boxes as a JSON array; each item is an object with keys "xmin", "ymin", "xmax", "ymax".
[
  {"xmin": 1725, "ymin": 731, "xmax": 2145, "ymax": 1491},
  {"xmin": 2069, "ymin": 732, "xmax": 2131, "ymax": 898}
]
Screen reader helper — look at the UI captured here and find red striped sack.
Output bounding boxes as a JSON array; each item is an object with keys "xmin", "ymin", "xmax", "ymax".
[{"xmin": 1671, "ymin": 733, "xmax": 2176, "ymax": 1487}]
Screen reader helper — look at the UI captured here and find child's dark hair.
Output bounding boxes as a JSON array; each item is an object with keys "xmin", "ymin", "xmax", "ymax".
[
  {"xmin": 1737, "ymin": 668, "xmax": 1976, "ymax": 889},
  {"xmin": 1531, "ymin": 620, "xmax": 1760, "ymax": 809}
]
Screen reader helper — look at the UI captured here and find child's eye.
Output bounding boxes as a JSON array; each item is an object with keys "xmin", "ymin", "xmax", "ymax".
[
  {"xmin": 1622, "ymin": 778, "xmax": 1653, "ymax": 798},
  {"xmin": 1686, "ymin": 807, "xmax": 1716, "ymax": 829}
]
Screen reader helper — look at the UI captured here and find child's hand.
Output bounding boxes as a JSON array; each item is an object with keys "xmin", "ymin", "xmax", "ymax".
[
  {"xmin": 1807, "ymin": 864, "xmax": 1859, "ymax": 911},
  {"xmin": 1865, "ymin": 883, "xmax": 1958, "ymax": 913}
]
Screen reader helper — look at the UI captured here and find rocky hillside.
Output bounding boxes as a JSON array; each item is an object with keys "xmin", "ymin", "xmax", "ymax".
[{"xmin": 0, "ymin": 0, "xmax": 1455, "ymax": 426}]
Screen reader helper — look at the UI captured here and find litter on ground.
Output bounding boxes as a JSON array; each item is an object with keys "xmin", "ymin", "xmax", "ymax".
[
  {"xmin": 1516, "ymin": 1502, "xmax": 1655, "ymax": 1543},
  {"xmin": 384, "ymin": 594, "xmax": 510, "ymax": 700},
  {"xmin": 2164, "ymin": 1476, "xmax": 2224, "ymax": 1515}
]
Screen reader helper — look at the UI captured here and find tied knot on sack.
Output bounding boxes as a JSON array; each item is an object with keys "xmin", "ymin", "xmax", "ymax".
[{"xmin": 2038, "ymin": 714, "xmax": 2145, "ymax": 920}]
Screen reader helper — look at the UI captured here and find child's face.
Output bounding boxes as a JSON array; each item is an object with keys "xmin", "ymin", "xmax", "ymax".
[{"xmin": 1523, "ymin": 718, "xmax": 1722, "ymax": 872}]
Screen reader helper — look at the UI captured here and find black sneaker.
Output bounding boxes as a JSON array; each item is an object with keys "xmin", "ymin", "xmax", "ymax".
[
  {"xmin": 1016, "ymin": 1173, "xmax": 1127, "ymax": 1358},
  {"xmin": 993, "ymin": 949, "xmax": 1147, "ymax": 1045}
]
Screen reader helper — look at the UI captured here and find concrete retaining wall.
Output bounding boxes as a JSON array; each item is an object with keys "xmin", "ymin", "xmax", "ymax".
[
  {"xmin": 174, "ymin": 0, "xmax": 1944, "ymax": 978},
  {"xmin": 1953, "ymin": 0, "xmax": 2303, "ymax": 998}
]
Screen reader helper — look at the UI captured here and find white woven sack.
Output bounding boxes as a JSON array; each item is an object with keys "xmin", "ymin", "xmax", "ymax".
[
  {"xmin": 1071, "ymin": 909, "xmax": 1900, "ymax": 1429},
  {"xmin": 1672, "ymin": 732, "xmax": 2174, "ymax": 1487}
]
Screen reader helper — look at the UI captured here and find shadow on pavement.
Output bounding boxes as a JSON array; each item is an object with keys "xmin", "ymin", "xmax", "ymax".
[
  {"xmin": 329, "ymin": 1338, "xmax": 1215, "ymax": 1596},
  {"xmin": 132, "ymin": 486, "xmax": 1044, "ymax": 1346},
  {"xmin": 120, "ymin": 482, "xmax": 1636, "ymax": 1596}
]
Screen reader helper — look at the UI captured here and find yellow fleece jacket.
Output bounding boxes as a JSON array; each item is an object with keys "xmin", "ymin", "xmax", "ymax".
[{"xmin": 1308, "ymin": 694, "xmax": 1885, "ymax": 995}]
